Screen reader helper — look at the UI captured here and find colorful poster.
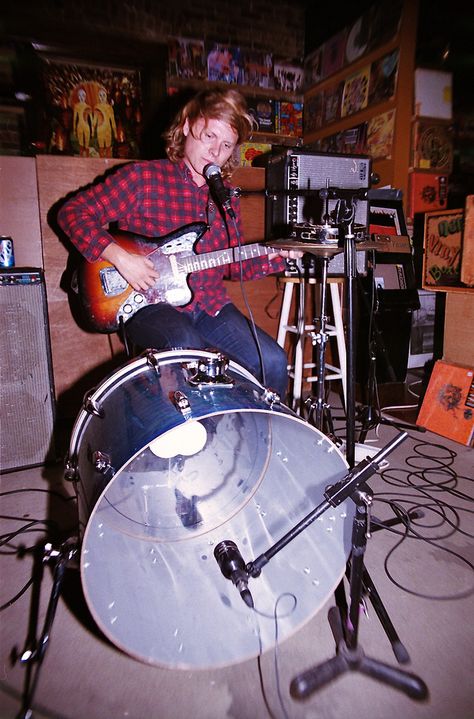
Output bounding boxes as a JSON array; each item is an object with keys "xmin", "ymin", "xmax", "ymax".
[
  {"xmin": 167, "ymin": 37, "xmax": 206, "ymax": 80},
  {"xmin": 276, "ymin": 101, "xmax": 303, "ymax": 137},
  {"xmin": 243, "ymin": 50, "xmax": 273, "ymax": 88},
  {"xmin": 368, "ymin": 49, "xmax": 399, "ymax": 106},
  {"xmin": 367, "ymin": 109, "xmax": 396, "ymax": 160},
  {"xmin": 40, "ymin": 56, "xmax": 142, "ymax": 158},
  {"xmin": 207, "ymin": 44, "xmax": 245, "ymax": 84},
  {"xmin": 246, "ymin": 96, "xmax": 275, "ymax": 133},
  {"xmin": 341, "ymin": 65, "xmax": 370, "ymax": 118},
  {"xmin": 273, "ymin": 60, "xmax": 304, "ymax": 93}
]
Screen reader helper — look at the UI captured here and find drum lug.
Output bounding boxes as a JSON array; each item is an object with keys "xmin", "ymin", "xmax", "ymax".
[
  {"xmin": 92, "ymin": 451, "xmax": 115, "ymax": 478},
  {"xmin": 83, "ymin": 392, "xmax": 104, "ymax": 418},
  {"xmin": 144, "ymin": 349, "xmax": 162, "ymax": 375},
  {"xmin": 171, "ymin": 390, "xmax": 192, "ymax": 418},
  {"xmin": 64, "ymin": 455, "xmax": 78, "ymax": 482},
  {"xmin": 186, "ymin": 353, "xmax": 234, "ymax": 388},
  {"xmin": 262, "ymin": 388, "xmax": 281, "ymax": 407}
]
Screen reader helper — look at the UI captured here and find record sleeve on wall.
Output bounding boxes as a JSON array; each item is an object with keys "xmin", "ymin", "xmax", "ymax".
[
  {"xmin": 367, "ymin": 109, "xmax": 396, "ymax": 160},
  {"xmin": 323, "ymin": 81, "xmax": 344, "ymax": 124},
  {"xmin": 341, "ymin": 65, "xmax": 370, "ymax": 119},
  {"xmin": 368, "ymin": 49, "xmax": 399, "ymax": 105}
]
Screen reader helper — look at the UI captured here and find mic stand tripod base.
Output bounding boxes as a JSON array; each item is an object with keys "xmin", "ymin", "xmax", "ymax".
[
  {"xmin": 290, "ymin": 604, "xmax": 428, "ymax": 701},
  {"xmin": 289, "ymin": 496, "xmax": 429, "ymax": 704}
]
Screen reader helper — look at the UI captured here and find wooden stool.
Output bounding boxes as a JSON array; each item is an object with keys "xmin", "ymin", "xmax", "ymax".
[{"xmin": 277, "ymin": 276, "xmax": 346, "ymax": 413}]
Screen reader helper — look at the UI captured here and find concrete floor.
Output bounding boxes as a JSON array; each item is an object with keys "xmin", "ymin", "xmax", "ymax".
[{"xmin": 1, "ymin": 389, "xmax": 473, "ymax": 719}]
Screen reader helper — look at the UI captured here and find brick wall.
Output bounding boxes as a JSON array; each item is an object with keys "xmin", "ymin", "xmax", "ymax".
[{"xmin": 5, "ymin": 0, "xmax": 306, "ymax": 59}]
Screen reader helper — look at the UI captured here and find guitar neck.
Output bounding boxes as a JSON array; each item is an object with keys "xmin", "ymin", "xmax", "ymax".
[{"xmin": 176, "ymin": 242, "xmax": 273, "ymax": 274}]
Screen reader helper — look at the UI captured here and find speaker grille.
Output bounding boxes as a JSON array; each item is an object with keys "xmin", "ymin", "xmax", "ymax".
[{"xmin": 0, "ymin": 269, "xmax": 56, "ymax": 472}]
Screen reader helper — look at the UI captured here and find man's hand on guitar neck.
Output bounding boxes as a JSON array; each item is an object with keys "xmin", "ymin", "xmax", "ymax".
[
  {"xmin": 269, "ymin": 248, "xmax": 304, "ymax": 261},
  {"xmin": 101, "ymin": 242, "xmax": 159, "ymax": 292}
]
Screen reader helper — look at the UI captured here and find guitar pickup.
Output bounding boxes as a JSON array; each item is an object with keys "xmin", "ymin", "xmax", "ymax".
[{"xmin": 100, "ymin": 266, "xmax": 129, "ymax": 296}]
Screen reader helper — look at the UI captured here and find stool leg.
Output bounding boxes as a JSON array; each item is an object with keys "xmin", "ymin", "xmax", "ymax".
[
  {"xmin": 277, "ymin": 282, "xmax": 294, "ymax": 348},
  {"xmin": 330, "ymin": 283, "xmax": 347, "ymax": 408}
]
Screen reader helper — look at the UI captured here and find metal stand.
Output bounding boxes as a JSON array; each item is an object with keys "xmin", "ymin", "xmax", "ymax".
[
  {"xmin": 289, "ymin": 495, "xmax": 428, "ymax": 701},
  {"xmin": 234, "ymin": 436, "xmax": 428, "ymax": 702},
  {"xmin": 16, "ymin": 539, "xmax": 78, "ymax": 719},
  {"xmin": 286, "ymin": 201, "xmax": 427, "ymax": 702},
  {"xmin": 304, "ymin": 254, "xmax": 340, "ymax": 442}
]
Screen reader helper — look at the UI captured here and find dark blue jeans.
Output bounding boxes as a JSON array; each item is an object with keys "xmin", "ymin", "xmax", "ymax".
[{"xmin": 124, "ymin": 302, "xmax": 289, "ymax": 398}]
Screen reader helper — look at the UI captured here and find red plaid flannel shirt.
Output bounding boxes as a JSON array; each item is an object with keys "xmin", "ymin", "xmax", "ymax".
[{"xmin": 57, "ymin": 159, "xmax": 283, "ymax": 315}]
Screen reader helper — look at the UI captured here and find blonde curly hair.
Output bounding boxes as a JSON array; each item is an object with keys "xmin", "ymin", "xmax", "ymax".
[{"xmin": 164, "ymin": 85, "xmax": 255, "ymax": 178}]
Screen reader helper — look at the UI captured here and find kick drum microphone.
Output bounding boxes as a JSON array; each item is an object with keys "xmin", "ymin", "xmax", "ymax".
[{"xmin": 214, "ymin": 540, "xmax": 254, "ymax": 608}]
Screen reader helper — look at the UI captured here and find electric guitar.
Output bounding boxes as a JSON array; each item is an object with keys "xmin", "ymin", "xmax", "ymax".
[{"xmin": 78, "ymin": 222, "xmax": 276, "ymax": 332}]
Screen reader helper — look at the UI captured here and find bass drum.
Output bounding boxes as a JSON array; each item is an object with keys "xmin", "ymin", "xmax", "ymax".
[{"xmin": 66, "ymin": 349, "xmax": 354, "ymax": 669}]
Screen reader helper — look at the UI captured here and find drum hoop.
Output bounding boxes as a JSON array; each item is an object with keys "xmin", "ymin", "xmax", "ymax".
[{"xmin": 68, "ymin": 348, "xmax": 264, "ymax": 455}]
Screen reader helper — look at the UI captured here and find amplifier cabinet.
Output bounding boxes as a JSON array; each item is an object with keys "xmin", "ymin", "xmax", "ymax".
[
  {"xmin": 0, "ymin": 268, "xmax": 56, "ymax": 472},
  {"xmin": 264, "ymin": 149, "xmax": 371, "ymax": 239}
]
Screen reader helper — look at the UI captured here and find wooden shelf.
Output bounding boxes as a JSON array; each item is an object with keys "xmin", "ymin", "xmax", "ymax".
[
  {"xmin": 166, "ymin": 76, "xmax": 302, "ymax": 103},
  {"xmin": 251, "ymin": 131, "xmax": 302, "ymax": 147}
]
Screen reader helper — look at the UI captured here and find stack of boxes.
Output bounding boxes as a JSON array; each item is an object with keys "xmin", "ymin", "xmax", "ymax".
[{"xmin": 408, "ymin": 68, "xmax": 453, "ymax": 219}]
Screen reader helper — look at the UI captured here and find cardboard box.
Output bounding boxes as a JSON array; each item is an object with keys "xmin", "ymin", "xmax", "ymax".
[
  {"xmin": 411, "ymin": 118, "xmax": 453, "ymax": 173},
  {"xmin": 443, "ymin": 292, "xmax": 474, "ymax": 367},
  {"xmin": 409, "ymin": 170, "xmax": 448, "ymax": 218},
  {"xmin": 417, "ymin": 360, "xmax": 474, "ymax": 446},
  {"xmin": 462, "ymin": 195, "xmax": 474, "ymax": 286}
]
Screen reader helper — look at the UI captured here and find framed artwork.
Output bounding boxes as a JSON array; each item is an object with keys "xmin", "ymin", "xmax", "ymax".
[{"xmin": 39, "ymin": 55, "xmax": 143, "ymax": 158}]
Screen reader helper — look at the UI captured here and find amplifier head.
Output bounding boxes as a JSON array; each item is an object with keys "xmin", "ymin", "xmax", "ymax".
[{"xmin": 264, "ymin": 149, "xmax": 371, "ymax": 241}]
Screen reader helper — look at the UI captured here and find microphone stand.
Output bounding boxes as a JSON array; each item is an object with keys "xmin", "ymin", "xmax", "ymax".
[
  {"xmin": 217, "ymin": 190, "xmax": 428, "ymax": 704},
  {"xmin": 242, "ymin": 432, "xmax": 428, "ymax": 702}
]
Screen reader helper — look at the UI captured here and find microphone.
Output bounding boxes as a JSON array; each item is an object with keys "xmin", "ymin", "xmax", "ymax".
[
  {"xmin": 214, "ymin": 540, "xmax": 254, "ymax": 608},
  {"xmin": 203, "ymin": 164, "xmax": 236, "ymax": 218}
]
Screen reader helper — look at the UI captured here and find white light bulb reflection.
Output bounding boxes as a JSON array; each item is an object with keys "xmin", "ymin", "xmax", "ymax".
[{"xmin": 148, "ymin": 420, "xmax": 208, "ymax": 459}]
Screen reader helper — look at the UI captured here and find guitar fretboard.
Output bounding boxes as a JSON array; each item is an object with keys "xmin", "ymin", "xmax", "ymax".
[{"xmin": 178, "ymin": 243, "xmax": 273, "ymax": 273}]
